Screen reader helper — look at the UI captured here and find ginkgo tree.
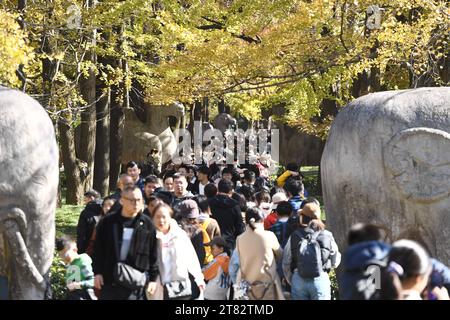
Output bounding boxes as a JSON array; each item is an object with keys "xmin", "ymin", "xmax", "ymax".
[
  {"xmin": 0, "ymin": 9, "xmax": 33, "ymax": 87},
  {"xmin": 0, "ymin": 0, "xmax": 447, "ymax": 203},
  {"xmin": 143, "ymin": 0, "xmax": 449, "ymax": 136}
]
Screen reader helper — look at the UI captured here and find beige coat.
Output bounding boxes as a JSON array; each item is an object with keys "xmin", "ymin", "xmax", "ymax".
[{"xmin": 235, "ymin": 225, "xmax": 285, "ymax": 300}]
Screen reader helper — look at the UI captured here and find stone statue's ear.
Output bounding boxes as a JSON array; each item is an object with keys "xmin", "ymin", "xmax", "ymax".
[
  {"xmin": 383, "ymin": 127, "xmax": 450, "ymax": 203},
  {"xmin": 134, "ymin": 132, "xmax": 157, "ymax": 141}
]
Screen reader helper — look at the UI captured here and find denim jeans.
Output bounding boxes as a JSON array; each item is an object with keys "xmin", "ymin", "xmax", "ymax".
[{"xmin": 291, "ymin": 271, "xmax": 331, "ymax": 300}]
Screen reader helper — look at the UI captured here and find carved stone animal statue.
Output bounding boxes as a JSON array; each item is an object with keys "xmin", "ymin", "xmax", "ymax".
[
  {"xmin": 122, "ymin": 102, "xmax": 185, "ymax": 165},
  {"xmin": 321, "ymin": 87, "xmax": 450, "ymax": 265},
  {"xmin": 0, "ymin": 87, "xmax": 59, "ymax": 299},
  {"xmin": 213, "ymin": 113, "xmax": 237, "ymax": 134}
]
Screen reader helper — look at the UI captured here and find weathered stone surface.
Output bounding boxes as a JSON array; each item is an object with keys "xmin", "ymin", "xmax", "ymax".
[
  {"xmin": 321, "ymin": 87, "xmax": 450, "ymax": 265},
  {"xmin": 122, "ymin": 103, "xmax": 185, "ymax": 165},
  {"xmin": 0, "ymin": 87, "xmax": 59, "ymax": 299},
  {"xmin": 213, "ymin": 113, "xmax": 237, "ymax": 133}
]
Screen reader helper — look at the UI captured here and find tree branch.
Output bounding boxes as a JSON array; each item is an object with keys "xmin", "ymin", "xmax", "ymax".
[{"xmin": 339, "ymin": 1, "xmax": 350, "ymax": 54}]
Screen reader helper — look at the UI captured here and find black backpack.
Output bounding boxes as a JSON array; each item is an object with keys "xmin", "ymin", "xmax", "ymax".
[{"xmin": 291, "ymin": 228, "xmax": 332, "ymax": 278}]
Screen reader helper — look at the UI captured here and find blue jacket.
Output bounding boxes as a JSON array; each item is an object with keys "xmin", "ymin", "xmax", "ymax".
[
  {"xmin": 288, "ymin": 196, "xmax": 303, "ymax": 213},
  {"xmin": 340, "ymin": 241, "xmax": 391, "ymax": 300},
  {"xmin": 430, "ymin": 258, "xmax": 450, "ymax": 291}
]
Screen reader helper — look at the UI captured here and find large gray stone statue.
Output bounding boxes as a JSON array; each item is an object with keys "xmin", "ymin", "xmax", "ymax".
[
  {"xmin": 213, "ymin": 113, "xmax": 237, "ymax": 134},
  {"xmin": 0, "ymin": 87, "xmax": 59, "ymax": 299},
  {"xmin": 321, "ymin": 87, "xmax": 450, "ymax": 265},
  {"xmin": 122, "ymin": 102, "xmax": 185, "ymax": 166}
]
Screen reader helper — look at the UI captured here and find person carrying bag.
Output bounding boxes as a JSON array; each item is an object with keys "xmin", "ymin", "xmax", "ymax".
[{"xmin": 230, "ymin": 207, "xmax": 285, "ymax": 300}]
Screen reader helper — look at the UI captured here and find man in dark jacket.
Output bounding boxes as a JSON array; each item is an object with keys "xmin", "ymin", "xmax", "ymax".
[
  {"xmin": 77, "ymin": 190, "xmax": 103, "ymax": 254},
  {"xmin": 190, "ymin": 165, "xmax": 213, "ymax": 195},
  {"xmin": 340, "ymin": 223, "xmax": 391, "ymax": 300},
  {"xmin": 92, "ymin": 186, "xmax": 159, "ymax": 300},
  {"xmin": 341, "ymin": 223, "xmax": 450, "ymax": 300},
  {"xmin": 126, "ymin": 161, "xmax": 145, "ymax": 196},
  {"xmin": 209, "ymin": 179, "xmax": 245, "ymax": 250}
]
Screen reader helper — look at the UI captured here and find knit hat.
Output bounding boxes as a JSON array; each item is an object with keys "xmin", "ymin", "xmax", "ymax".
[{"xmin": 178, "ymin": 199, "xmax": 199, "ymax": 219}]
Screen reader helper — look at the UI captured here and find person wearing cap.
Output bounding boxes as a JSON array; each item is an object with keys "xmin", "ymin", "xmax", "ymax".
[
  {"xmin": 282, "ymin": 202, "xmax": 341, "ymax": 300},
  {"xmin": 264, "ymin": 192, "xmax": 288, "ymax": 230},
  {"xmin": 202, "ymin": 237, "xmax": 231, "ymax": 300},
  {"xmin": 178, "ymin": 199, "xmax": 207, "ymax": 266}
]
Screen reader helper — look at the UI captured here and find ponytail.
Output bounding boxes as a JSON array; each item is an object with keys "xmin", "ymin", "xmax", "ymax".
[
  {"xmin": 245, "ymin": 207, "xmax": 263, "ymax": 232},
  {"xmin": 248, "ymin": 218, "xmax": 257, "ymax": 231},
  {"xmin": 379, "ymin": 261, "xmax": 403, "ymax": 300}
]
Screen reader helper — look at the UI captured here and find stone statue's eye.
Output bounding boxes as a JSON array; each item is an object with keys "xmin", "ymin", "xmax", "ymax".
[{"xmin": 32, "ymin": 175, "xmax": 46, "ymax": 186}]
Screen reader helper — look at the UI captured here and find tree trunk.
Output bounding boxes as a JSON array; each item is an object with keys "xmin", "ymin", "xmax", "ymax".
[
  {"xmin": 78, "ymin": 52, "xmax": 97, "ymax": 192},
  {"xmin": 181, "ymin": 113, "xmax": 187, "ymax": 130},
  {"xmin": 93, "ymin": 85, "xmax": 111, "ymax": 197},
  {"xmin": 16, "ymin": 0, "xmax": 27, "ymax": 91},
  {"xmin": 59, "ymin": 112, "xmax": 84, "ymax": 204},
  {"xmin": 78, "ymin": 1, "xmax": 97, "ymax": 192},
  {"xmin": 109, "ymin": 85, "xmax": 125, "ymax": 191},
  {"xmin": 194, "ymin": 100, "xmax": 202, "ymax": 121},
  {"xmin": 188, "ymin": 101, "xmax": 202, "ymax": 135},
  {"xmin": 109, "ymin": 20, "xmax": 127, "ymax": 191},
  {"xmin": 218, "ymin": 98, "xmax": 226, "ymax": 113},
  {"xmin": 203, "ymin": 97, "xmax": 209, "ymax": 122},
  {"xmin": 40, "ymin": 3, "xmax": 67, "ymax": 204}
]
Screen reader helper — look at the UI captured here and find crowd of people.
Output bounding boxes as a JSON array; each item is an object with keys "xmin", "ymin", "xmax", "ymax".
[{"xmin": 56, "ymin": 158, "xmax": 450, "ymax": 300}]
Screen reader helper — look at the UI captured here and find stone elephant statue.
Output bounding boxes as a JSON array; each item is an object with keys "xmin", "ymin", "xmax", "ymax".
[
  {"xmin": 0, "ymin": 87, "xmax": 59, "ymax": 299},
  {"xmin": 213, "ymin": 113, "xmax": 237, "ymax": 134},
  {"xmin": 122, "ymin": 102, "xmax": 185, "ymax": 165},
  {"xmin": 321, "ymin": 87, "xmax": 450, "ymax": 265}
]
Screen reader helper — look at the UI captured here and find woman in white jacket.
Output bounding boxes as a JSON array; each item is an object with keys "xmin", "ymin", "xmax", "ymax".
[{"xmin": 149, "ymin": 203, "xmax": 205, "ymax": 300}]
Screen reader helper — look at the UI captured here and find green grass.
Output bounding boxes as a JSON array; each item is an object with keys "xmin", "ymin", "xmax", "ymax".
[
  {"xmin": 51, "ymin": 203, "xmax": 83, "ymax": 299},
  {"xmin": 301, "ymin": 166, "xmax": 319, "ymax": 175},
  {"xmin": 55, "ymin": 204, "xmax": 83, "ymax": 239}
]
